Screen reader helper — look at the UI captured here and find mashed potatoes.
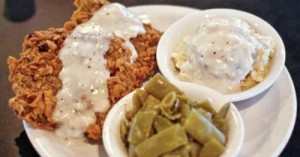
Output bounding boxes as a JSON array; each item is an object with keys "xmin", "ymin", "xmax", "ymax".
[{"xmin": 172, "ymin": 17, "xmax": 274, "ymax": 94}]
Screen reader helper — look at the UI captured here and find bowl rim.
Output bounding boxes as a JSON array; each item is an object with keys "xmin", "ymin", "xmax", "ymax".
[
  {"xmin": 102, "ymin": 81, "xmax": 245, "ymax": 157},
  {"xmin": 156, "ymin": 8, "xmax": 286, "ymax": 102}
]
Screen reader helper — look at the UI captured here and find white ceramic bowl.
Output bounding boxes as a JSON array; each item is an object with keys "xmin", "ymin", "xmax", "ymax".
[
  {"xmin": 103, "ymin": 81, "xmax": 244, "ymax": 157},
  {"xmin": 157, "ymin": 9, "xmax": 285, "ymax": 102}
]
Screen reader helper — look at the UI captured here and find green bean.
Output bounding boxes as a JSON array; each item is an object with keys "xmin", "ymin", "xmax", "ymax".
[
  {"xmin": 189, "ymin": 141, "xmax": 202, "ymax": 157},
  {"xmin": 179, "ymin": 103, "xmax": 190, "ymax": 118},
  {"xmin": 144, "ymin": 73, "xmax": 182, "ymax": 100},
  {"xmin": 127, "ymin": 110, "xmax": 157, "ymax": 145},
  {"xmin": 196, "ymin": 101, "xmax": 217, "ymax": 115},
  {"xmin": 159, "ymin": 91, "xmax": 182, "ymax": 120},
  {"xmin": 214, "ymin": 103, "xmax": 230, "ymax": 119},
  {"xmin": 120, "ymin": 119, "xmax": 129, "ymax": 144},
  {"xmin": 133, "ymin": 92, "xmax": 142, "ymax": 111},
  {"xmin": 135, "ymin": 89, "xmax": 149, "ymax": 103},
  {"xmin": 177, "ymin": 94, "xmax": 190, "ymax": 102},
  {"xmin": 183, "ymin": 109, "xmax": 225, "ymax": 145},
  {"xmin": 160, "ymin": 104, "xmax": 182, "ymax": 120},
  {"xmin": 127, "ymin": 92, "xmax": 143, "ymax": 120},
  {"xmin": 212, "ymin": 103, "xmax": 230, "ymax": 134},
  {"xmin": 126, "ymin": 110, "xmax": 135, "ymax": 121},
  {"xmin": 179, "ymin": 102, "xmax": 191, "ymax": 124},
  {"xmin": 142, "ymin": 95, "xmax": 160, "ymax": 111},
  {"xmin": 178, "ymin": 95, "xmax": 197, "ymax": 108},
  {"xmin": 162, "ymin": 145, "xmax": 190, "ymax": 157},
  {"xmin": 197, "ymin": 108, "xmax": 212, "ymax": 121},
  {"xmin": 161, "ymin": 91, "xmax": 177, "ymax": 109},
  {"xmin": 153, "ymin": 115, "xmax": 173, "ymax": 132},
  {"xmin": 198, "ymin": 138, "xmax": 225, "ymax": 157},
  {"xmin": 212, "ymin": 118, "xmax": 228, "ymax": 135},
  {"xmin": 135, "ymin": 124, "xmax": 188, "ymax": 157},
  {"xmin": 128, "ymin": 144, "xmax": 136, "ymax": 157}
]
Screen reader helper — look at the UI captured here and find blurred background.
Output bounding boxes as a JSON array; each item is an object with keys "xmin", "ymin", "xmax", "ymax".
[{"xmin": 0, "ymin": 0, "xmax": 299, "ymax": 156}]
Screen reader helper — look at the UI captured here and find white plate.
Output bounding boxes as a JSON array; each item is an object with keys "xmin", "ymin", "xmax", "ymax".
[{"xmin": 24, "ymin": 5, "xmax": 297, "ymax": 157}]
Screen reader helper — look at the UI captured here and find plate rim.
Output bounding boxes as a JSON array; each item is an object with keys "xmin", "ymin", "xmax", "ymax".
[{"xmin": 268, "ymin": 67, "xmax": 297, "ymax": 157}]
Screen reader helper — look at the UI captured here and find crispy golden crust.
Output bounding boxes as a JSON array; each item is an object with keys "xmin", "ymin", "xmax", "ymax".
[
  {"xmin": 7, "ymin": 28, "xmax": 67, "ymax": 130},
  {"xmin": 7, "ymin": 0, "xmax": 161, "ymax": 140},
  {"xmin": 64, "ymin": 0, "xmax": 109, "ymax": 32}
]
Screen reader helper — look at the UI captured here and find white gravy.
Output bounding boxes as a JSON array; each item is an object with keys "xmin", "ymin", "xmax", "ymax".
[
  {"xmin": 53, "ymin": 3, "xmax": 145, "ymax": 138},
  {"xmin": 172, "ymin": 17, "xmax": 274, "ymax": 94}
]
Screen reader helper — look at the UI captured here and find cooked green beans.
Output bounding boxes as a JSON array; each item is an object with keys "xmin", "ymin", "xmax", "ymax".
[
  {"xmin": 128, "ymin": 144, "xmax": 136, "ymax": 157},
  {"xmin": 135, "ymin": 89, "xmax": 149, "ymax": 103},
  {"xmin": 121, "ymin": 73, "xmax": 230, "ymax": 157},
  {"xmin": 144, "ymin": 73, "xmax": 182, "ymax": 99},
  {"xmin": 142, "ymin": 95, "xmax": 161, "ymax": 111},
  {"xmin": 127, "ymin": 110, "xmax": 157, "ymax": 144},
  {"xmin": 214, "ymin": 103, "xmax": 230, "ymax": 119},
  {"xmin": 135, "ymin": 124, "xmax": 188, "ymax": 157},
  {"xmin": 199, "ymin": 138, "xmax": 225, "ymax": 157},
  {"xmin": 190, "ymin": 141, "xmax": 202, "ymax": 157},
  {"xmin": 162, "ymin": 145, "xmax": 190, "ymax": 157},
  {"xmin": 196, "ymin": 100, "xmax": 217, "ymax": 115},
  {"xmin": 183, "ymin": 109, "xmax": 225, "ymax": 144},
  {"xmin": 154, "ymin": 115, "xmax": 173, "ymax": 132}
]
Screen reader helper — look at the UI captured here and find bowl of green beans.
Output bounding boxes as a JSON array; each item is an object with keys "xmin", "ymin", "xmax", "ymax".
[{"xmin": 103, "ymin": 73, "xmax": 244, "ymax": 157}]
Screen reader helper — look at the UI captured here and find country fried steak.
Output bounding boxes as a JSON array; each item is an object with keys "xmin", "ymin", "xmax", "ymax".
[{"xmin": 7, "ymin": 0, "xmax": 161, "ymax": 140}]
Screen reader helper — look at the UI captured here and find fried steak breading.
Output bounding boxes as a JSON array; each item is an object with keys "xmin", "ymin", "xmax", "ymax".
[
  {"xmin": 7, "ymin": 0, "xmax": 161, "ymax": 140},
  {"xmin": 7, "ymin": 28, "xmax": 67, "ymax": 130}
]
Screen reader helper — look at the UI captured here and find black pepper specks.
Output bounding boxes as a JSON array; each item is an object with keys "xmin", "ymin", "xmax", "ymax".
[
  {"xmin": 72, "ymin": 109, "xmax": 78, "ymax": 113},
  {"xmin": 204, "ymin": 65, "xmax": 208, "ymax": 70}
]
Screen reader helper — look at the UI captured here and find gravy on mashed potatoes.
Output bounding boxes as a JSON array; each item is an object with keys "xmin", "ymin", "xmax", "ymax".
[{"xmin": 172, "ymin": 17, "xmax": 274, "ymax": 94}]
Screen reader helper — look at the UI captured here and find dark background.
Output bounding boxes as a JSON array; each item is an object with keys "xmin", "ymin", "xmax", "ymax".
[{"xmin": 0, "ymin": 0, "xmax": 298, "ymax": 156}]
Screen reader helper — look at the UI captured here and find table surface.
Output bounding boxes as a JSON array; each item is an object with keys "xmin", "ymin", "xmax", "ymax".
[{"xmin": 0, "ymin": 0, "xmax": 299, "ymax": 156}]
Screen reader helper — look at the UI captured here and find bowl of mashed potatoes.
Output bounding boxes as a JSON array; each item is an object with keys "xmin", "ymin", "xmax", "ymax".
[{"xmin": 157, "ymin": 9, "xmax": 285, "ymax": 101}]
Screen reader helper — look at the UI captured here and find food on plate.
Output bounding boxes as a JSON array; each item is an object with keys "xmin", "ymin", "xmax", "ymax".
[
  {"xmin": 7, "ymin": 0, "xmax": 161, "ymax": 140},
  {"xmin": 121, "ymin": 74, "xmax": 230, "ymax": 157},
  {"xmin": 172, "ymin": 17, "xmax": 274, "ymax": 94}
]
